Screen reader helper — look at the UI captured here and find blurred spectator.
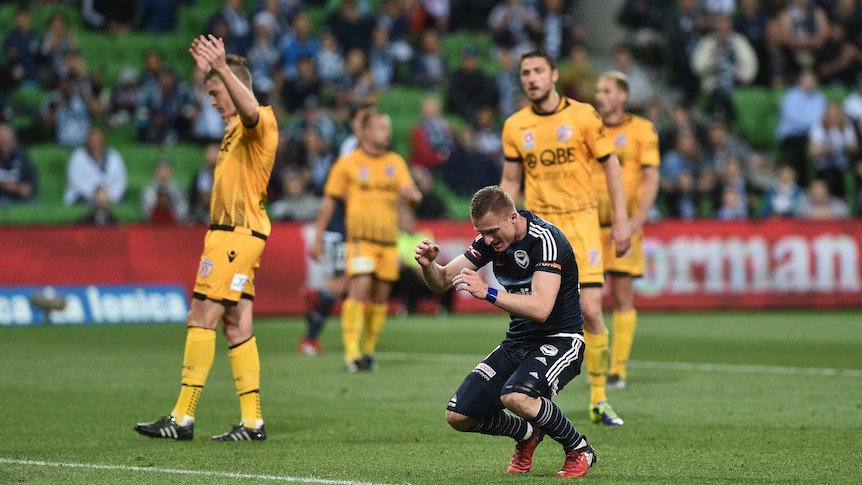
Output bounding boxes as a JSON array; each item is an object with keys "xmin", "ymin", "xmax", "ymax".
[
  {"xmin": 558, "ymin": 43, "xmax": 597, "ymax": 104},
  {"xmin": 108, "ymin": 67, "xmax": 140, "ymax": 126},
  {"xmin": 775, "ymin": 70, "xmax": 827, "ymax": 187},
  {"xmin": 665, "ymin": 0, "xmax": 709, "ymax": 105},
  {"xmin": 664, "ymin": 170, "xmax": 701, "ymax": 219},
  {"xmin": 420, "ymin": 0, "xmax": 451, "ymax": 31},
  {"xmin": 392, "ymin": 202, "xmax": 454, "ymax": 315},
  {"xmin": 410, "ymin": 29, "xmax": 447, "ymax": 89},
  {"xmin": 207, "ymin": 0, "xmax": 252, "ymax": 55},
  {"xmin": 735, "ymin": 0, "xmax": 772, "ymax": 87},
  {"xmin": 808, "ymin": 101, "xmax": 857, "ymax": 198},
  {"xmin": 715, "ymin": 185, "xmax": 749, "ymax": 220},
  {"xmin": 488, "ymin": 0, "xmax": 542, "ymax": 54},
  {"xmin": 776, "ymin": 0, "xmax": 829, "ymax": 73},
  {"xmin": 761, "ymin": 164, "xmax": 803, "ymax": 217},
  {"xmin": 829, "ymin": 0, "xmax": 862, "ymax": 48},
  {"xmin": 540, "ymin": 0, "xmax": 582, "ymax": 60},
  {"xmin": 81, "ymin": 0, "xmax": 134, "ymax": 35},
  {"xmin": 410, "ymin": 165, "xmax": 448, "ymax": 220},
  {"xmin": 280, "ymin": 12, "xmax": 319, "ymax": 81},
  {"xmin": 332, "ymin": 48, "xmax": 375, "ymax": 109},
  {"xmin": 691, "ymin": 14, "xmax": 759, "ymax": 123},
  {"xmin": 135, "ymin": 0, "xmax": 179, "ymax": 33},
  {"xmin": 279, "ymin": 127, "xmax": 335, "ymax": 200},
  {"xmin": 141, "ymin": 156, "xmax": 188, "ymax": 224},
  {"xmin": 136, "ymin": 48, "xmax": 166, "ymax": 102},
  {"xmin": 714, "ymin": 157, "xmax": 750, "ymax": 216},
  {"xmin": 844, "ymin": 74, "xmax": 862, "ymax": 138},
  {"xmin": 325, "ymin": 0, "xmax": 376, "ymax": 54},
  {"xmin": 297, "ymin": 96, "xmax": 336, "ymax": 143},
  {"xmin": 269, "ymin": 169, "xmax": 321, "ymax": 221},
  {"xmin": 40, "ymin": 71, "xmax": 100, "ymax": 147},
  {"xmin": 446, "ymin": 44, "xmax": 498, "ymax": 121},
  {"xmin": 442, "ymin": 125, "xmax": 501, "ymax": 197},
  {"xmin": 315, "ymin": 29, "xmax": 344, "ymax": 85},
  {"xmin": 472, "ymin": 105, "xmax": 502, "ymax": 163},
  {"xmin": 814, "ymin": 20, "xmax": 862, "ymax": 88},
  {"xmin": 617, "ymin": 0, "xmax": 667, "ymax": 43},
  {"xmin": 746, "ymin": 151, "xmax": 780, "ymax": 196},
  {"xmin": 378, "ymin": 0, "xmax": 413, "ymax": 65},
  {"xmin": 660, "ymin": 129, "xmax": 705, "ymax": 195},
  {"xmin": 759, "ymin": 11, "xmax": 793, "ymax": 88},
  {"xmin": 2, "ymin": 5, "xmax": 41, "ymax": 87},
  {"xmin": 0, "ymin": 122, "xmax": 38, "ymax": 203},
  {"xmin": 247, "ymin": 15, "xmax": 281, "ymax": 105},
  {"xmin": 449, "ymin": 0, "xmax": 496, "ymax": 32},
  {"xmin": 135, "ymin": 68, "xmax": 194, "ymax": 146},
  {"xmin": 494, "ymin": 48, "xmax": 520, "ymax": 117},
  {"xmin": 78, "ymin": 185, "xmax": 118, "ymax": 226},
  {"xmin": 188, "ymin": 67, "xmax": 226, "ymax": 144},
  {"xmin": 704, "ymin": 120, "xmax": 752, "ymax": 175},
  {"xmin": 608, "ymin": 44, "xmax": 654, "ymax": 113},
  {"xmin": 282, "ymin": 57, "xmax": 322, "ymax": 113},
  {"xmin": 39, "ymin": 12, "xmax": 79, "ymax": 87},
  {"xmin": 659, "ymin": 103, "xmax": 710, "ymax": 156},
  {"xmin": 368, "ymin": 25, "xmax": 396, "ymax": 90},
  {"xmin": 63, "ymin": 126, "xmax": 127, "ymax": 206},
  {"xmin": 410, "ymin": 95, "xmax": 455, "ymax": 175},
  {"xmin": 797, "ymin": 178, "xmax": 850, "ymax": 218},
  {"xmin": 188, "ymin": 142, "xmax": 219, "ymax": 224}
]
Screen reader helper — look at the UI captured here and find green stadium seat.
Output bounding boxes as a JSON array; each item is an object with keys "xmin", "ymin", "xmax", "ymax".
[{"xmin": 732, "ymin": 87, "xmax": 782, "ymax": 150}]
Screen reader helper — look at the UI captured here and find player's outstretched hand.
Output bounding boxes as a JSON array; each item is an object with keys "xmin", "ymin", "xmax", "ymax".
[
  {"xmin": 190, "ymin": 34, "xmax": 227, "ymax": 73},
  {"xmin": 414, "ymin": 238, "xmax": 439, "ymax": 268}
]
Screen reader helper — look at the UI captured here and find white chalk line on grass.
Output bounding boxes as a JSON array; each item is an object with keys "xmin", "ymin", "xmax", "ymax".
[
  {"xmin": 0, "ymin": 458, "xmax": 403, "ymax": 485},
  {"xmin": 375, "ymin": 352, "xmax": 862, "ymax": 378}
]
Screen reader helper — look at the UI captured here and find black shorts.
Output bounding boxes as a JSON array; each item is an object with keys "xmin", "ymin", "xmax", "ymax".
[
  {"xmin": 321, "ymin": 230, "xmax": 347, "ymax": 277},
  {"xmin": 446, "ymin": 334, "xmax": 584, "ymax": 420}
]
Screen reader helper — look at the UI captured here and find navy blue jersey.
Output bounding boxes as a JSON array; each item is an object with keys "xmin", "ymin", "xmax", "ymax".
[{"xmin": 463, "ymin": 210, "xmax": 584, "ymax": 341}]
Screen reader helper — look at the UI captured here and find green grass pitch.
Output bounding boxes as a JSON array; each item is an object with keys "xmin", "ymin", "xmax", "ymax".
[{"xmin": 1, "ymin": 310, "xmax": 860, "ymax": 484}]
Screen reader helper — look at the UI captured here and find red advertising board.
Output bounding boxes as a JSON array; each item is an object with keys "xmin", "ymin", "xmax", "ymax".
[{"xmin": 2, "ymin": 219, "xmax": 860, "ymax": 315}]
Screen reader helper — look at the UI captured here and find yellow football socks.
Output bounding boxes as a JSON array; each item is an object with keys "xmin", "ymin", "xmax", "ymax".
[
  {"xmin": 341, "ymin": 298, "xmax": 364, "ymax": 364},
  {"xmin": 610, "ymin": 309, "xmax": 638, "ymax": 379},
  {"xmin": 361, "ymin": 302, "xmax": 388, "ymax": 356},
  {"xmin": 229, "ymin": 336, "xmax": 263, "ymax": 428},
  {"xmin": 171, "ymin": 326, "xmax": 216, "ymax": 423},
  {"xmin": 584, "ymin": 328, "xmax": 610, "ymax": 407}
]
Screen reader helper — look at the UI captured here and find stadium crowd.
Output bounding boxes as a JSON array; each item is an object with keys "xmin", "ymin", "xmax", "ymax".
[{"xmin": 1, "ymin": 0, "xmax": 861, "ymax": 221}]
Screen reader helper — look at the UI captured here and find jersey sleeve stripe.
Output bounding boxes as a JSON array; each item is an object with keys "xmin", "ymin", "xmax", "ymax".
[{"xmin": 528, "ymin": 223, "xmax": 558, "ymax": 262}]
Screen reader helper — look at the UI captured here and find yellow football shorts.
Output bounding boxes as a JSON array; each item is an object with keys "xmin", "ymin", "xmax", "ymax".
[
  {"xmin": 194, "ymin": 229, "xmax": 266, "ymax": 303},
  {"xmin": 345, "ymin": 239, "xmax": 400, "ymax": 282}
]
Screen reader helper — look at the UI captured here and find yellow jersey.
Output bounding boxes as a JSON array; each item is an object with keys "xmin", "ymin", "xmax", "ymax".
[
  {"xmin": 502, "ymin": 97, "xmax": 615, "ymax": 214},
  {"xmin": 592, "ymin": 113, "xmax": 659, "ymax": 227},
  {"xmin": 324, "ymin": 148, "xmax": 416, "ymax": 245},
  {"xmin": 210, "ymin": 105, "xmax": 279, "ymax": 237}
]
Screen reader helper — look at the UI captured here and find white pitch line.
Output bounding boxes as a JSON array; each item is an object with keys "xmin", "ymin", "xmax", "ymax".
[
  {"xmin": 0, "ymin": 458, "xmax": 403, "ymax": 485},
  {"xmin": 375, "ymin": 352, "xmax": 862, "ymax": 378}
]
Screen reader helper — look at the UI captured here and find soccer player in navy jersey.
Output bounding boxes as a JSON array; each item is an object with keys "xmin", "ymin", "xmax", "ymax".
[{"xmin": 414, "ymin": 185, "xmax": 596, "ymax": 478}]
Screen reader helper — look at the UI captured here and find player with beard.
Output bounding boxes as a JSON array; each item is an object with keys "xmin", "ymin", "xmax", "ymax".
[
  {"xmin": 499, "ymin": 48, "xmax": 631, "ymax": 429},
  {"xmin": 592, "ymin": 71, "xmax": 660, "ymax": 390}
]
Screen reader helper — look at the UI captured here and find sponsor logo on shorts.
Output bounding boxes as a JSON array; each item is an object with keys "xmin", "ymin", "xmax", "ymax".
[
  {"xmin": 535, "ymin": 356, "xmax": 547, "ymax": 365},
  {"xmin": 198, "ymin": 259, "xmax": 213, "ymax": 278},
  {"xmin": 588, "ymin": 249, "xmax": 601, "ymax": 267},
  {"xmin": 230, "ymin": 273, "xmax": 249, "ymax": 292},
  {"xmin": 514, "ymin": 250, "xmax": 529, "ymax": 269},
  {"xmin": 472, "ymin": 362, "xmax": 497, "ymax": 381},
  {"xmin": 529, "ymin": 371, "xmax": 539, "ymax": 379},
  {"xmin": 448, "ymin": 393, "xmax": 458, "ymax": 408},
  {"xmin": 540, "ymin": 344, "xmax": 558, "ymax": 356}
]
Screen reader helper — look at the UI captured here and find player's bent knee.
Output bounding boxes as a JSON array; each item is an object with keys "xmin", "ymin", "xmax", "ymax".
[{"xmin": 444, "ymin": 410, "xmax": 475, "ymax": 432}]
